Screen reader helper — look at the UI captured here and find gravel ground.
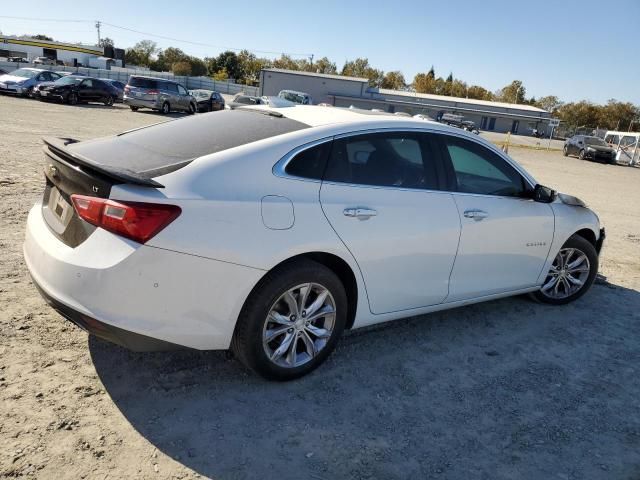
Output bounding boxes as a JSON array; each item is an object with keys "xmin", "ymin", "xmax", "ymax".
[{"xmin": 1, "ymin": 95, "xmax": 640, "ymax": 480}]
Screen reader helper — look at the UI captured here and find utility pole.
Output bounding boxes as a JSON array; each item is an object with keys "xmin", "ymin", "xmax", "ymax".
[
  {"xmin": 95, "ymin": 21, "xmax": 101, "ymax": 46},
  {"xmin": 309, "ymin": 54, "xmax": 314, "ymax": 69}
]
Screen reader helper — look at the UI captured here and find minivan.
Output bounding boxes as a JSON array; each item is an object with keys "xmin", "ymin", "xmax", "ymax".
[{"xmin": 124, "ymin": 75, "xmax": 197, "ymax": 114}]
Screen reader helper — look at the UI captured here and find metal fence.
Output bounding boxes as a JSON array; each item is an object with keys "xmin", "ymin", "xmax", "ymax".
[{"xmin": 0, "ymin": 61, "xmax": 259, "ymax": 96}]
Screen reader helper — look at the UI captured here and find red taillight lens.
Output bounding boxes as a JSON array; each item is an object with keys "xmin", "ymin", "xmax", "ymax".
[
  {"xmin": 146, "ymin": 89, "xmax": 159, "ymax": 95},
  {"xmin": 124, "ymin": 86, "xmax": 130, "ymax": 93},
  {"xmin": 71, "ymin": 195, "xmax": 181, "ymax": 244}
]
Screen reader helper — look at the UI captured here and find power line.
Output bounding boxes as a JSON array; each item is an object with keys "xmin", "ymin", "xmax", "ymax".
[{"xmin": 0, "ymin": 15, "xmax": 313, "ymax": 58}]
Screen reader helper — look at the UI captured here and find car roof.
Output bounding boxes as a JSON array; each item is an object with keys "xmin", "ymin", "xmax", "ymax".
[{"xmin": 130, "ymin": 75, "xmax": 177, "ymax": 83}]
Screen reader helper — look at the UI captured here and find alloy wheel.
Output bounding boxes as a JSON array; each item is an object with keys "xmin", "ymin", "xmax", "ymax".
[
  {"xmin": 540, "ymin": 248, "xmax": 591, "ymax": 299},
  {"xmin": 262, "ymin": 283, "xmax": 336, "ymax": 368}
]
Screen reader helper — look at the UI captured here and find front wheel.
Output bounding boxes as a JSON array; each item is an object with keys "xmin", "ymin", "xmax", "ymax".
[
  {"xmin": 579, "ymin": 149, "xmax": 586, "ymax": 160},
  {"xmin": 25, "ymin": 86, "xmax": 34, "ymax": 98},
  {"xmin": 160, "ymin": 102, "xmax": 170, "ymax": 114},
  {"xmin": 563, "ymin": 145, "xmax": 569, "ymax": 157},
  {"xmin": 67, "ymin": 92, "xmax": 78, "ymax": 105},
  {"xmin": 129, "ymin": 106, "xmax": 139, "ymax": 112},
  {"xmin": 533, "ymin": 234, "xmax": 598, "ymax": 305},
  {"xmin": 232, "ymin": 259, "xmax": 347, "ymax": 380}
]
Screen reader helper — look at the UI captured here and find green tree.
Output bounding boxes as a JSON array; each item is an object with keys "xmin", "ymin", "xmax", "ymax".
[
  {"xmin": 152, "ymin": 47, "xmax": 189, "ymax": 71},
  {"xmin": 124, "ymin": 40, "xmax": 159, "ymax": 67},
  {"xmin": 312, "ymin": 56, "xmax": 337, "ymax": 74},
  {"xmin": 188, "ymin": 56, "xmax": 207, "ymax": 76},
  {"xmin": 467, "ymin": 85, "xmax": 494, "ymax": 100},
  {"xmin": 556, "ymin": 101, "xmax": 601, "ymax": 128},
  {"xmin": 535, "ymin": 95, "xmax": 563, "ymax": 113},
  {"xmin": 98, "ymin": 37, "xmax": 114, "ymax": 48},
  {"xmin": 496, "ymin": 80, "xmax": 526, "ymax": 104},
  {"xmin": 172, "ymin": 61, "xmax": 192, "ymax": 76},
  {"xmin": 598, "ymin": 100, "xmax": 639, "ymax": 130},
  {"xmin": 341, "ymin": 58, "xmax": 383, "ymax": 87},
  {"xmin": 427, "ymin": 66, "xmax": 435, "ymax": 79},
  {"xmin": 29, "ymin": 34, "xmax": 53, "ymax": 41},
  {"xmin": 413, "ymin": 71, "xmax": 436, "ymax": 94},
  {"xmin": 213, "ymin": 67, "xmax": 228, "ymax": 81},
  {"xmin": 380, "ymin": 71, "xmax": 406, "ymax": 90},
  {"xmin": 272, "ymin": 54, "xmax": 299, "ymax": 71},
  {"xmin": 211, "ymin": 51, "xmax": 243, "ymax": 80}
]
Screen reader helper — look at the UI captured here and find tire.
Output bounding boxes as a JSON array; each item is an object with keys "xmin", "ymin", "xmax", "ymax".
[
  {"xmin": 129, "ymin": 106, "xmax": 139, "ymax": 112},
  {"xmin": 232, "ymin": 259, "xmax": 348, "ymax": 380},
  {"xmin": 104, "ymin": 96, "xmax": 114, "ymax": 106},
  {"xmin": 579, "ymin": 149, "xmax": 586, "ymax": 160},
  {"xmin": 67, "ymin": 92, "xmax": 78, "ymax": 105},
  {"xmin": 533, "ymin": 234, "xmax": 598, "ymax": 305},
  {"xmin": 25, "ymin": 86, "xmax": 34, "ymax": 98},
  {"xmin": 563, "ymin": 145, "xmax": 569, "ymax": 157},
  {"xmin": 187, "ymin": 102, "xmax": 196, "ymax": 115},
  {"xmin": 160, "ymin": 102, "xmax": 170, "ymax": 114}
]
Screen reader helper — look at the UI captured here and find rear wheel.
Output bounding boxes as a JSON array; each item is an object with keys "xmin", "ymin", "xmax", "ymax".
[
  {"xmin": 67, "ymin": 92, "xmax": 78, "ymax": 105},
  {"xmin": 563, "ymin": 145, "xmax": 569, "ymax": 157},
  {"xmin": 232, "ymin": 259, "xmax": 347, "ymax": 380},
  {"xmin": 579, "ymin": 149, "xmax": 586, "ymax": 160},
  {"xmin": 533, "ymin": 234, "xmax": 598, "ymax": 305},
  {"xmin": 103, "ymin": 95, "xmax": 114, "ymax": 106},
  {"xmin": 188, "ymin": 102, "xmax": 196, "ymax": 115},
  {"xmin": 160, "ymin": 102, "xmax": 170, "ymax": 114},
  {"xmin": 129, "ymin": 106, "xmax": 139, "ymax": 111}
]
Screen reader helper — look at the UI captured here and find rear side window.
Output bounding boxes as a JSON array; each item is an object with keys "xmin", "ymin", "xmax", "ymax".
[
  {"xmin": 162, "ymin": 82, "xmax": 179, "ymax": 93},
  {"xmin": 129, "ymin": 77, "xmax": 157, "ymax": 89},
  {"xmin": 285, "ymin": 142, "xmax": 332, "ymax": 180},
  {"xmin": 325, "ymin": 132, "xmax": 439, "ymax": 190},
  {"xmin": 440, "ymin": 135, "xmax": 526, "ymax": 197}
]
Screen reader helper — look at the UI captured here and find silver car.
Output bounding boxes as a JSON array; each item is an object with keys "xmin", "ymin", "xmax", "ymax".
[{"xmin": 123, "ymin": 75, "xmax": 197, "ymax": 115}]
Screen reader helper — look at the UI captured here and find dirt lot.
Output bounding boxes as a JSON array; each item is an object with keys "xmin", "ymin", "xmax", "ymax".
[{"xmin": 1, "ymin": 95, "xmax": 640, "ymax": 480}]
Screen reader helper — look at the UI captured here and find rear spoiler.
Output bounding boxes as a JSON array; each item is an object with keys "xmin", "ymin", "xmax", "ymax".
[{"xmin": 42, "ymin": 137, "xmax": 164, "ymax": 188}]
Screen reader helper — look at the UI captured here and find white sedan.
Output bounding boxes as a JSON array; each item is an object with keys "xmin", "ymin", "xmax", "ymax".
[{"xmin": 24, "ymin": 106, "xmax": 604, "ymax": 380}]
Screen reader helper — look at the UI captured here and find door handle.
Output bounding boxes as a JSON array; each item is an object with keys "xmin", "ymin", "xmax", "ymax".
[
  {"xmin": 343, "ymin": 207, "xmax": 378, "ymax": 219},
  {"xmin": 463, "ymin": 209, "xmax": 489, "ymax": 220}
]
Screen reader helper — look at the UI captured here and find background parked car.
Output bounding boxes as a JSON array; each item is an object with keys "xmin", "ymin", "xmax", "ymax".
[
  {"xmin": 189, "ymin": 89, "xmax": 225, "ymax": 112},
  {"xmin": 36, "ymin": 75, "xmax": 118, "ymax": 106},
  {"xmin": 227, "ymin": 94, "xmax": 268, "ymax": 109},
  {"xmin": 563, "ymin": 135, "xmax": 616, "ymax": 163},
  {"xmin": 100, "ymin": 78, "xmax": 125, "ymax": 102},
  {"xmin": 0, "ymin": 68, "xmax": 61, "ymax": 97},
  {"xmin": 124, "ymin": 75, "xmax": 196, "ymax": 114},
  {"xmin": 0, "ymin": 68, "xmax": 7, "ymax": 75},
  {"xmin": 277, "ymin": 89, "xmax": 313, "ymax": 105},
  {"xmin": 33, "ymin": 57, "xmax": 56, "ymax": 66},
  {"xmin": 7, "ymin": 56, "xmax": 28, "ymax": 62}
]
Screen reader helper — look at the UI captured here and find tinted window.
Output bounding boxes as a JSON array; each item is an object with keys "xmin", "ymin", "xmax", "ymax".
[
  {"xmin": 82, "ymin": 79, "xmax": 93, "ymax": 88},
  {"xmin": 285, "ymin": 142, "xmax": 332, "ymax": 180},
  {"xmin": 129, "ymin": 77, "xmax": 157, "ymax": 89},
  {"xmin": 163, "ymin": 82, "xmax": 179, "ymax": 93},
  {"xmin": 177, "ymin": 85, "xmax": 188, "ymax": 95},
  {"xmin": 441, "ymin": 136, "xmax": 526, "ymax": 197},
  {"xmin": 325, "ymin": 132, "xmax": 438, "ymax": 190}
]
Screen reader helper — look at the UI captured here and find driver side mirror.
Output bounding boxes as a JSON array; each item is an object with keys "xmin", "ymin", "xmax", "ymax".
[{"xmin": 533, "ymin": 184, "xmax": 556, "ymax": 203}]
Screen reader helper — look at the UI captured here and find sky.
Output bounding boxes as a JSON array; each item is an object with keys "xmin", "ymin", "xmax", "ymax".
[{"xmin": 1, "ymin": 0, "xmax": 639, "ymax": 104}]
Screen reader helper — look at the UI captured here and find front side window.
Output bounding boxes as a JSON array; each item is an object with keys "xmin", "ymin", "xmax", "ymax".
[
  {"xmin": 441, "ymin": 135, "xmax": 527, "ymax": 197},
  {"xmin": 325, "ymin": 132, "xmax": 438, "ymax": 190},
  {"xmin": 177, "ymin": 85, "xmax": 188, "ymax": 95}
]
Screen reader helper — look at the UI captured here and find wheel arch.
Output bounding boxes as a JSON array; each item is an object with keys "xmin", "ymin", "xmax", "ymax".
[
  {"xmin": 573, "ymin": 227, "xmax": 597, "ymax": 247},
  {"xmin": 244, "ymin": 252, "xmax": 360, "ymax": 331}
]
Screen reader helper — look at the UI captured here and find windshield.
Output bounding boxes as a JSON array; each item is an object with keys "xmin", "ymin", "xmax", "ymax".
[
  {"xmin": 585, "ymin": 137, "xmax": 607, "ymax": 146},
  {"xmin": 279, "ymin": 91, "xmax": 306, "ymax": 104},
  {"xmin": 54, "ymin": 76, "xmax": 84, "ymax": 86},
  {"xmin": 191, "ymin": 90, "xmax": 211, "ymax": 100},
  {"xmin": 9, "ymin": 69, "xmax": 37, "ymax": 79}
]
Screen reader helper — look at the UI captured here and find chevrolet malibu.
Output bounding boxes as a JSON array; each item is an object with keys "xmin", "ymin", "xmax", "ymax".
[{"xmin": 24, "ymin": 106, "xmax": 605, "ymax": 380}]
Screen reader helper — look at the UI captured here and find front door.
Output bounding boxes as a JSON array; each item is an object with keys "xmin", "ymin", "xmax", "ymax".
[
  {"xmin": 78, "ymin": 79, "xmax": 96, "ymax": 101},
  {"xmin": 319, "ymin": 131, "xmax": 461, "ymax": 314},
  {"xmin": 436, "ymin": 134, "xmax": 554, "ymax": 302}
]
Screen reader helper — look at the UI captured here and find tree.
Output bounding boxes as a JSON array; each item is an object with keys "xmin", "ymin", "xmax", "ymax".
[
  {"xmin": 272, "ymin": 54, "xmax": 299, "ymax": 71},
  {"xmin": 380, "ymin": 71, "xmax": 406, "ymax": 90},
  {"xmin": 98, "ymin": 37, "xmax": 114, "ymax": 48},
  {"xmin": 427, "ymin": 66, "xmax": 435, "ymax": 79},
  {"xmin": 413, "ymin": 72, "xmax": 436, "ymax": 94},
  {"xmin": 599, "ymin": 100, "xmax": 639, "ymax": 130},
  {"xmin": 152, "ymin": 47, "xmax": 189, "ymax": 71},
  {"xmin": 238, "ymin": 50, "xmax": 269, "ymax": 83},
  {"xmin": 467, "ymin": 85, "xmax": 494, "ymax": 100},
  {"xmin": 341, "ymin": 58, "xmax": 383, "ymax": 87},
  {"xmin": 172, "ymin": 61, "xmax": 192, "ymax": 76},
  {"xmin": 125, "ymin": 40, "xmax": 159, "ymax": 67},
  {"xmin": 29, "ymin": 34, "xmax": 53, "ymax": 41},
  {"xmin": 213, "ymin": 68, "xmax": 228, "ymax": 81},
  {"xmin": 535, "ymin": 95, "xmax": 563, "ymax": 113},
  {"xmin": 312, "ymin": 56, "xmax": 337, "ymax": 75},
  {"xmin": 556, "ymin": 101, "xmax": 601, "ymax": 128},
  {"xmin": 496, "ymin": 80, "xmax": 526, "ymax": 104},
  {"xmin": 210, "ymin": 51, "xmax": 243, "ymax": 80},
  {"xmin": 189, "ymin": 56, "xmax": 208, "ymax": 77}
]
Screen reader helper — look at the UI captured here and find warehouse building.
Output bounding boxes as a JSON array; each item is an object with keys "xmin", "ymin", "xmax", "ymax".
[
  {"xmin": 260, "ymin": 68, "xmax": 552, "ymax": 134},
  {"xmin": 0, "ymin": 35, "xmax": 124, "ymax": 68}
]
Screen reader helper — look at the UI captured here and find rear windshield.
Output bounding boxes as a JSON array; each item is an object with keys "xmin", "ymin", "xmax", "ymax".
[
  {"xmin": 128, "ymin": 77, "xmax": 158, "ymax": 89},
  {"xmin": 68, "ymin": 110, "xmax": 310, "ymax": 178}
]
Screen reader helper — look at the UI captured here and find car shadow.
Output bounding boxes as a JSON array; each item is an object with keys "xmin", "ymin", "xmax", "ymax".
[{"xmin": 90, "ymin": 278, "xmax": 640, "ymax": 479}]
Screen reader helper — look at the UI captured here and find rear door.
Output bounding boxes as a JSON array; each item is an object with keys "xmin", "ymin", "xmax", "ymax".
[
  {"xmin": 177, "ymin": 84, "xmax": 190, "ymax": 110},
  {"xmin": 78, "ymin": 79, "xmax": 95, "ymax": 101},
  {"xmin": 435, "ymin": 133, "xmax": 554, "ymax": 301},
  {"xmin": 319, "ymin": 131, "xmax": 461, "ymax": 314}
]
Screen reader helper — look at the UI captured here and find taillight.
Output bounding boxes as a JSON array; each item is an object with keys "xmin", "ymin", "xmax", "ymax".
[
  {"xmin": 146, "ymin": 89, "xmax": 159, "ymax": 95},
  {"xmin": 71, "ymin": 195, "xmax": 181, "ymax": 244},
  {"xmin": 124, "ymin": 85, "xmax": 130, "ymax": 93}
]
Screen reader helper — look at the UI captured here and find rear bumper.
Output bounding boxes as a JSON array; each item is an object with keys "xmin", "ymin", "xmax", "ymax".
[
  {"xmin": 24, "ymin": 203, "xmax": 264, "ymax": 351},
  {"xmin": 123, "ymin": 96, "xmax": 160, "ymax": 109}
]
